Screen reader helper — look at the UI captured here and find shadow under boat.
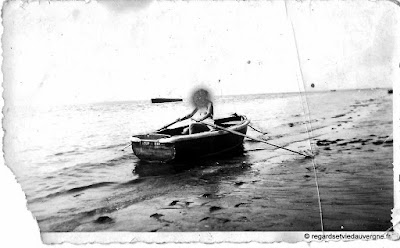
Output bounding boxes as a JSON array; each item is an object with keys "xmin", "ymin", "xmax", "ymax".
[{"xmin": 132, "ymin": 144, "xmax": 247, "ymax": 177}]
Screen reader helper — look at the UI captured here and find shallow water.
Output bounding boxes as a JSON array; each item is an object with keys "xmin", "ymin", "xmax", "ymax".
[{"xmin": 5, "ymin": 89, "xmax": 393, "ymax": 231}]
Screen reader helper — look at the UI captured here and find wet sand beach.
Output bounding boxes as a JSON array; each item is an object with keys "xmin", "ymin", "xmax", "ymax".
[{"xmin": 8, "ymin": 89, "xmax": 393, "ymax": 232}]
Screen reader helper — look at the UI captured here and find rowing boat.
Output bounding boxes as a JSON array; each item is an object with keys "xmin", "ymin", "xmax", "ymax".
[{"xmin": 131, "ymin": 114, "xmax": 249, "ymax": 163}]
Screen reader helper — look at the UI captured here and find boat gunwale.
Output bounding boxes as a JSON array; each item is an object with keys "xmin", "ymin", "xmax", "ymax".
[
  {"xmin": 131, "ymin": 116, "xmax": 249, "ymax": 144},
  {"xmin": 160, "ymin": 119, "xmax": 250, "ymax": 143}
]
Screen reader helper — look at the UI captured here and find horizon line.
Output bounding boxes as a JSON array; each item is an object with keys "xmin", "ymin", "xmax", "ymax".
[{"xmin": 91, "ymin": 86, "xmax": 391, "ymax": 105}]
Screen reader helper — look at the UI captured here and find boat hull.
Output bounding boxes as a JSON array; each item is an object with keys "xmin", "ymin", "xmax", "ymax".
[
  {"xmin": 172, "ymin": 127, "xmax": 247, "ymax": 161},
  {"xmin": 131, "ymin": 116, "xmax": 249, "ymax": 163}
]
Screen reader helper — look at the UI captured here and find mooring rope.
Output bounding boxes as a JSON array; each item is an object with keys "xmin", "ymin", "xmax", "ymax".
[
  {"xmin": 248, "ymin": 123, "xmax": 269, "ymax": 135},
  {"xmin": 284, "ymin": 0, "xmax": 324, "ymax": 232}
]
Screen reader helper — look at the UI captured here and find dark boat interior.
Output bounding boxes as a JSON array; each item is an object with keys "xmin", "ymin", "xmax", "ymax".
[{"xmin": 133, "ymin": 115, "xmax": 245, "ymax": 140}]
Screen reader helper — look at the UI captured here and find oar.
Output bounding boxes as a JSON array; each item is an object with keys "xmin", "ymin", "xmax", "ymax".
[
  {"xmin": 157, "ymin": 118, "xmax": 182, "ymax": 132},
  {"xmin": 197, "ymin": 120, "xmax": 313, "ymax": 158}
]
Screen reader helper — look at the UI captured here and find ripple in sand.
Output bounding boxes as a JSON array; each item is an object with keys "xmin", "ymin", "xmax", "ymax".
[
  {"xmin": 150, "ymin": 213, "xmax": 164, "ymax": 219},
  {"xmin": 234, "ymin": 181, "xmax": 245, "ymax": 186},
  {"xmin": 199, "ymin": 217, "xmax": 210, "ymax": 222},
  {"xmin": 209, "ymin": 206, "xmax": 222, "ymax": 212},
  {"xmin": 94, "ymin": 216, "xmax": 114, "ymax": 224},
  {"xmin": 234, "ymin": 203, "xmax": 249, "ymax": 208}
]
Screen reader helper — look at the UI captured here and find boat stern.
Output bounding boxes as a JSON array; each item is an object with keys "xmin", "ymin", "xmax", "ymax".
[{"xmin": 131, "ymin": 134, "xmax": 176, "ymax": 163}]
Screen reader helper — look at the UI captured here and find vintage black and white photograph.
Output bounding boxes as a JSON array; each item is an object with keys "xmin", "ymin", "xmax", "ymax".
[{"xmin": 1, "ymin": 0, "xmax": 399, "ymax": 244}]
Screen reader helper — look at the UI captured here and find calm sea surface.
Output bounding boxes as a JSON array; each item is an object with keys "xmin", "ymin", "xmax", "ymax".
[{"xmin": 5, "ymin": 89, "xmax": 393, "ymax": 231}]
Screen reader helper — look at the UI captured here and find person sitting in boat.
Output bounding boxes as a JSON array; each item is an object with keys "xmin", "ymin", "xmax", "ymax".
[{"xmin": 179, "ymin": 88, "xmax": 214, "ymax": 135}]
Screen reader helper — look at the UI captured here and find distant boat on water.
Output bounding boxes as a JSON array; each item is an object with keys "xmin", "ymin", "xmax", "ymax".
[
  {"xmin": 330, "ymin": 90, "xmax": 337, "ymax": 92},
  {"xmin": 151, "ymin": 98, "xmax": 183, "ymax": 103},
  {"xmin": 388, "ymin": 89, "xmax": 393, "ymax": 94}
]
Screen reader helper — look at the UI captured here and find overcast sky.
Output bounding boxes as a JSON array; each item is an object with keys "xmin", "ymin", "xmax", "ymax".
[{"xmin": 3, "ymin": 0, "xmax": 399, "ymax": 106}]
